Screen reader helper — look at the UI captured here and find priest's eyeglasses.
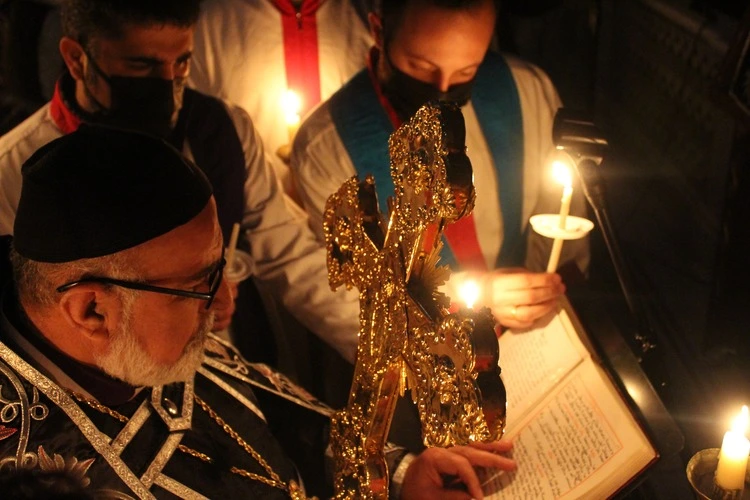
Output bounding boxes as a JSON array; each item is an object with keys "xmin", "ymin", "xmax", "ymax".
[{"xmin": 56, "ymin": 256, "xmax": 226, "ymax": 310}]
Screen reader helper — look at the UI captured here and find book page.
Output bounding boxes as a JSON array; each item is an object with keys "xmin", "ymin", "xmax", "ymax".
[
  {"xmin": 482, "ymin": 361, "xmax": 655, "ymax": 499},
  {"xmin": 500, "ymin": 309, "xmax": 588, "ymax": 428}
]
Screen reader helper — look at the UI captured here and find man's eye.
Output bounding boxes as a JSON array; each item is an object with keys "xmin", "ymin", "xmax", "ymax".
[
  {"xmin": 175, "ymin": 60, "xmax": 191, "ymax": 77},
  {"xmin": 193, "ymin": 275, "xmax": 213, "ymax": 292},
  {"xmin": 458, "ymin": 68, "xmax": 477, "ymax": 78},
  {"xmin": 409, "ymin": 61, "xmax": 434, "ymax": 73}
]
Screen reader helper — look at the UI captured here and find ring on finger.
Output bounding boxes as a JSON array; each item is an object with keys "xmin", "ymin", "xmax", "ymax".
[{"xmin": 511, "ymin": 305, "xmax": 518, "ymax": 320}]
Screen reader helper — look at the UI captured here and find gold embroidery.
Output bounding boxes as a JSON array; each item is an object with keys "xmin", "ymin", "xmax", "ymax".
[
  {"xmin": 0, "ymin": 343, "xmax": 151, "ymax": 498},
  {"xmin": 67, "ymin": 390, "xmax": 315, "ymax": 499}
]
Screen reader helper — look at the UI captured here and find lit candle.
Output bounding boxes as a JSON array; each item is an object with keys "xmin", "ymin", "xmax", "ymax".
[
  {"xmin": 546, "ymin": 161, "xmax": 573, "ymax": 273},
  {"xmin": 457, "ymin": 279, "xmax": 500, "ymax": 342},
  {"xmin": 458, "ymin": 279, "xmax": 480, "ymax": 309},
  {"xmin": 715, "ymin": 405, "xmax": 750, "ymax": 491},
  {"xmin": 280, "ymin": 89, "xmax": 302, "ymax": 145}
]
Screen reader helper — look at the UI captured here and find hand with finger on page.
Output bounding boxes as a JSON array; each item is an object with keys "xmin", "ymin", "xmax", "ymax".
[{"xmin": 400, "ymin": 440, "xmax": 516, "ymax": 500}]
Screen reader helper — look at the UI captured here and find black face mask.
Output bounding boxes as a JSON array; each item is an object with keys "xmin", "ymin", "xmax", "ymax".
[
  {"xmin": 380, "ymin": 48, "xmax": 475, "ymax": 122},
  {"xmin": 84, "ymin": 53, "xmax": 182, "ymax": 139}
]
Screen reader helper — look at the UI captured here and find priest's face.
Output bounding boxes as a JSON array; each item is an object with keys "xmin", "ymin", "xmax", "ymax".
[
  {"xmin": 96, "ymin": 292, "xmax": 211, "ymax": 386},
  {"xmin": 95, "ymin": 200, "xmax": 231, "ymax": 386},
  {"xmin": 375, "ymin": 0, "xmax": 496, "ymax": 94}
]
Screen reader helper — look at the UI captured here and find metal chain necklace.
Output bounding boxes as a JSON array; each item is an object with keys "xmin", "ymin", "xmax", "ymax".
[{"xmin": 67, "ymin": 390, "xmax": 313, "ymax": 500}]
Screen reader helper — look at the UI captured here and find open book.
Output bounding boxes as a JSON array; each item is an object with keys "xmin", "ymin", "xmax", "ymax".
[{"xmin": 481, "ymin": 300, "xmax": 658, "ymax": 498}]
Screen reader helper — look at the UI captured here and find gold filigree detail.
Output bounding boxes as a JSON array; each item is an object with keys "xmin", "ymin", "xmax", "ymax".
[{"xmin": 326, "ymin": 103, "xmax": 505, "ymax": 499}]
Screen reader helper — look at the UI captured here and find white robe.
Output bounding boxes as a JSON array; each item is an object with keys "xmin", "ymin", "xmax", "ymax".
[
  {"xmin": 189, "ymin": 0, "xmax": 372, "ymax": 196},
  {"xmin": 291, "ymin": 53, "xmax": 590, "ymax": 282}
]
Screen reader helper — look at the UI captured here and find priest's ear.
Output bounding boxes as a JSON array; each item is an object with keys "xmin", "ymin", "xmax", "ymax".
[
  {"xmin": 59, "ymin": 37, "xmax": 87, "ymax": 81},
  {"xmin": 58, "ymin": 284, "xmax": 116, "ymax": 341},
  {"xmin": 368, "ymin": 12, "xmax": 385, "ymax": 50}
]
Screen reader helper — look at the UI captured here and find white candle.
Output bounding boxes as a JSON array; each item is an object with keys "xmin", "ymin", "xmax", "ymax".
[
  {"xmin": 458, "ymin": 279, "xmax": 480, "ymax": 309},
  {"xmin": 280, "ymin": 89, "xmax": 302, "ymax": 144},
  {"xmin": 546, "ymin": 161, "xmax": 573, "ymax": 273},
  {"xmin": 225, "ymin": 222, "xmax": 241, "ymax": 279},
  {"xmin": 715, "ymin": 405, "xmax": 750, "ymax": 490},
  {"xmin": 286, "ymin": 113, "xmax": 301, "ymax": 145}
]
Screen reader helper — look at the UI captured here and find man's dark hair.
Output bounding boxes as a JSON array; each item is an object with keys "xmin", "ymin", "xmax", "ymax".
[
  {"xmin": 377, "ymin": 0, "xmax": 500, "ymax": 41},
  {"xmin": 61, "ymin": 0, "xmax": 201, "ymax": 52}
]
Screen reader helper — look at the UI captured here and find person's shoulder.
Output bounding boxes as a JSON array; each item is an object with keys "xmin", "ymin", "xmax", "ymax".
[
  {"xmin": 182, "ymin": 88, "xmax": 254, "ymax": 129},
  {"xmin": 182, "ymin": 87, "xmax": 226, "ymax": 109},
  {"xmin": 295, "ymin": 67, "xmax": 372, "ymax": 150},
  {"xmin": 180, "ymin": 88, "xmax": 264, "ymax": 163},
  {"xmin": 496, "ymin": 52, "xmax": 561, "ymax": 109},
  {"xmin": 0, "ymin": 104, "xmax": 55, "ymax": 154},
  {"xmin": 500, "ymin": 52, "xmax": 555, "ymax": 87},
  {"xmin": 200, "ymin": 334, "xmax": 334, "ymax": 417},
  {"xmin": 502, "ymin": 53, "xmax": 554, "ymax": 94},
  {"xmin": 293, "ymin": 99, "xmax": 338, "ymax": 154},
  {"xmin": 0, "ymin": 103, "xmax": 59, "ymax": 170}
]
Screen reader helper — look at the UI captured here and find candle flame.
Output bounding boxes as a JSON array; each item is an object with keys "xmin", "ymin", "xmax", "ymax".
[
  {"xmin": 730, "ymin": 405, "xmax": 749, "ymax": 435},
  {"xmin": 552, "ymin": 160, "xmax": 572, "ymax": 188},
  {"xmin": 459, "ymin": 280, "xmax": 480, "ymax": 309},
  {"xmin": 281, "ymin": 89, "xmax": 302, "ymax": 126}
]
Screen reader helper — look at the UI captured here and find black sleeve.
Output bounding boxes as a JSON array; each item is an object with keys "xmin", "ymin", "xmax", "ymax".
[{"xmin": 252, "ymin": 388, "xmax": 333, "ymax": 499}]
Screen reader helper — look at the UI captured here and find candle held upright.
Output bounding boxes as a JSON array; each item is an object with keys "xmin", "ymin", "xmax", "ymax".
[
  {"xmin": 546, "ymin": 160, "xmax": 573, "ymax": 273},
  {"xmin": 715, "ymin": 405, "xmax": 750, "ymax": 493},
  {"xmin": 281, "ymin": 89, "xmax": 302, "ymax": 144},
  {"xmin": 276, "ymin": 89, "xmax": 302, "ymax": 163}
]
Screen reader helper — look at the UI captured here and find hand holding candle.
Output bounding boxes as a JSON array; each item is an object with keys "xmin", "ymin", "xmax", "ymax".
[
  {"xmin": 546, "ymin": 160, "xmax": 573, "ymax": 273},
  {"xmin": 715, "ymin": 405, "xmax": 750, "ymax": 491}
]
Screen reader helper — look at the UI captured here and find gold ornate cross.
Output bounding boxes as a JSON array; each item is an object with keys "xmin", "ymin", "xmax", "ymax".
[{"xmin": 324, "ymin": 102, "xmax": 506, "ymax": 499}]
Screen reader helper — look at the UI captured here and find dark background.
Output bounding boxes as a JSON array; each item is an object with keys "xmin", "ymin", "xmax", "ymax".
[{"xmin": 498, "ymin": 1, "xmax": 750, "ymax": 497}]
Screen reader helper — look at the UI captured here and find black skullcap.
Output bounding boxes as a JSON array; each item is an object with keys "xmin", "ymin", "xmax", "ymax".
[{"xmin": 14, "ymin": 124, "xmax": 213, "ymax": 263}]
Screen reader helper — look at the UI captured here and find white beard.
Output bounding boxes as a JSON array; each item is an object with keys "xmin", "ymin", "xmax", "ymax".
[{"xmin": 95, "ymin": 300, "xmax": 213, "ymax": 387}]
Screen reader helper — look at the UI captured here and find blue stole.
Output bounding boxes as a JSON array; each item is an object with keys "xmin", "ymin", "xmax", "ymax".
[{"xmin": 329, "ymin": 52, "xmax": 525, "ymax": 269}]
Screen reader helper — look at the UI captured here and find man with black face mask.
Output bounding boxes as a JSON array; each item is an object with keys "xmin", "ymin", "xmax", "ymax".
[
  {"xmin": 292, "ymin": 0, "xmax": 590, "ymax": 330},
  {"xmin": 0, "ymin": 0, "xmax": 363, "ymax": 372},
  {"xmin": 80, "ymin": 48, "xmax": 185, "ymax": 139}
]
